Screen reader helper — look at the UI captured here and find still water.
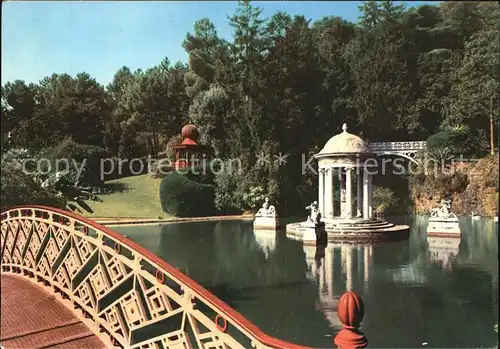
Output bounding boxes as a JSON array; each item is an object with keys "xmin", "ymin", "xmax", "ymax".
[{"xmin": 114, "ymin": 216, "xmax": 498, "ymax": 348}]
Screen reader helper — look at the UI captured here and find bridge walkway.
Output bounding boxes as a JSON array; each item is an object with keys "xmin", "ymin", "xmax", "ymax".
[{"xmin": 0, "ymin": 274, "xmax": 106, "ymax": 349}]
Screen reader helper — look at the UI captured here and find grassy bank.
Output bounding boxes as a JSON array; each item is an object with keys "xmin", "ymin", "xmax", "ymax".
[{"xmin": 82, "ymin": 174, "xmax": 172, "ymax": 219}]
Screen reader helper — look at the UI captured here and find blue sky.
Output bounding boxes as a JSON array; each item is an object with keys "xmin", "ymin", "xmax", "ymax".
[{"xmin": 2, "ymin": 1, "xmax": 438, "ymax": 87}]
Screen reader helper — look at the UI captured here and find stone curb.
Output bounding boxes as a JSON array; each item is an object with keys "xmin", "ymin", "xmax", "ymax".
[{"xmin": 94, "ymin": 215, "xmax": 255, "ymax": 226}]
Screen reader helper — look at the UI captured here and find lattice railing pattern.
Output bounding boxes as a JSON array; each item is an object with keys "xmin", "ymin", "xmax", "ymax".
[
  {"xmin": 1, "ymin": 206, "xmax": 310, "ymax": 349},
  {"xmin": 368, "ymin": 141, "xmax": 426, "ymax": 152}
]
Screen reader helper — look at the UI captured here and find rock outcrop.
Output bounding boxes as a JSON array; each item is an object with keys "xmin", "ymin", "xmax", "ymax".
[{"xmin": 411, "ymin": 155, "xmax": 498, "ymax": 217}]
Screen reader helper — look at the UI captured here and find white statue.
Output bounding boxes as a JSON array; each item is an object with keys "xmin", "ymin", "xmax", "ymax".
[
  {"xmin": 430, "ymin": 199, "xmax": 454, "ymax": 219},
  {"xmin": 255, "ymin": 197, "xmax": 277, "ymax": 217},
  {"xmin": 305, "ymin": 201, "xmax": 322, "ymax": 224}
]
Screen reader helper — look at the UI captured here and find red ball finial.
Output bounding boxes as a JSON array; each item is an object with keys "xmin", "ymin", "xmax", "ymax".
[
  {"xmin": 334, "ymin": 291, "xmax": 368, "ymax": 349},
  {"xmin": 181, "ymin": 124, "xmax": 199, "ymax": 141}
]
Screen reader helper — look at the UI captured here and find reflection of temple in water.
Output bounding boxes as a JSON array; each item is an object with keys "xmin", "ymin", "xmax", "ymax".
[
  {"xmin": 427, "ymin": 236, "xmax": 460, "ymax": 270},
  {"xmin": 303, "ymin": 244, "xmax": 373, "ymax": 329},
  {"xmin": 253, "ymin": 230, "xmax": 277, "ymax": 259}
]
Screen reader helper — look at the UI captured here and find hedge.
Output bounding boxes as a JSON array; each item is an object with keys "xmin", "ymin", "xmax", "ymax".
[{"xmin": 159, "ymin": 171, "xmax": 215, "ymax": 217}]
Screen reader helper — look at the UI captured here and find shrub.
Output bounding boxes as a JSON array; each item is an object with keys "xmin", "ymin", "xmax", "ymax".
[
  {"xmin": 427, "ymin": 131, "xmax": 451, "ymax": 150},
  {"xmin": 450, "ymin": 171, "xmax": 469, "ymax": 192},
  {"xmin": 159, "ymin": 171, "xmax": 215, "ymax": 217},
  {"xmin": 213, "ymin": 169, "xmax": 245, "ymax": 214},
  {"xmin": 180, "ymin": 164, "xmax": 215, "ymax": 185},
  {"xmin": 242, "ymin": 185, "xmax": 266, "ymax": 210},
  {"xmin": 40, "ymin": 138, "xmax": 109, "ymax": 185},
  {"xmin": 165, "ymin": 135, "xmax": 183, "ymax": 161},
  {"xmin": 1, "ymin": 162, "xmax": 67, "ymax": 211},
  {"xmin": 372, "ymin": 186, "xmax": 399, "ymax": 215},
  {"xmin": 483, "ymin": 191, "xmax": 498, "ymax": 216}
]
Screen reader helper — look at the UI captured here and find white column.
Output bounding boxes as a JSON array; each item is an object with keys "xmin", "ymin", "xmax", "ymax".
[
  {"xmin": 346, "ymin": 167, "xmax": 352, "ymax": 218},
  {"xmin": 319, "ymin": 252, "xmax": 325, "ymax": 294},
  {"xmin": 330, "ymin": 168, "xmax": 335, "ymax": 218},
  {"xmin": 357, "ymin": 245, "xmax": 362, "ymax": 282},
  {"xmin": 324, "ymin": 169, "xmax": 333, "ymax": 219},
  {"xmin": 356, "ymin": 170, "xmax": 362, "ymax": 217},
  {"xmin": 368, "ymin": 174, "xmax": 373, "ymax": 219},
  {"xmin": 346, "ymin": 246, "xmax": 353, "ymax": 291},
  {"xmin": 340, "ymin": 171, "xmax": 346, "ymax": 218},
  {"xmin": 311, "ymin": 257, "xmax": 317, "ymax": 278},
  {"xmin": 340, "ymin": 245, "xmax": 346, "ymax": 275},
  {"xmin": 325, "ymin": 246, "xmax": 334, "ymax": 297},
  {"xmin": 318, "ymin": 169, "xmax": 325, "ymax": 217},
  {"xmin": 363, "ymin": 169, "xmax": 369, "ymax": 219},
  {"xmin": 363, "ymin": 245, "xmax": 370, "ymax": 293}
]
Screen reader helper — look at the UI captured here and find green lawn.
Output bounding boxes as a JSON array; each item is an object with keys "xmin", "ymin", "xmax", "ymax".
[{"xmin": 82, "ymin": 174, "xmax": 172, "ymax": 219}]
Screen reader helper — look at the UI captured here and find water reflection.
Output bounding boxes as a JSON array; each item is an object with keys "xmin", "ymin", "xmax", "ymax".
[
  {"xmin": 253, "ymin": 229, "xmax": 277, "ymax": 259},
  {"xmin": 114, "ymin": 215, "xmax": 498, "ymax": 348},
  {"xmin": 304, "ymin": 244, "xmax": 374, "ymax": 329},
  {"xmin": 427, "ymin": 236, "xmax": 460, "ymax": 270}
]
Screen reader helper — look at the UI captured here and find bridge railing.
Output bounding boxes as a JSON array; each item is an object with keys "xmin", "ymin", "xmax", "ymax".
[
  {"xmin": 368, "ymin": 141, "xmax": 426, "ymax": 151},
  {"xmin": 1, "ymin": 206, "xmax": 368, "ymax": 349},
  {"xmin": 1, "ymin": 206, "xmax": 313, "ymax": 349}
]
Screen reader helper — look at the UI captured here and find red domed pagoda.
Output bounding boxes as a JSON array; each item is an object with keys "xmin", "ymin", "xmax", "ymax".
[{"xmin": 172, "ymin": 124, "xmax": 208, "ymax": 169}]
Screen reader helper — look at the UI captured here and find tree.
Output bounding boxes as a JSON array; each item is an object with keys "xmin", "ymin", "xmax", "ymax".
[
  {"xmin": 343, "ymin": 21, "xmax": 417, "ymax": 140},
  {"xmin": 379, "ymin": 1, "xmax": 406, "ymax": 23},
  {"xmin": 1, "ymin": 81, "xmax": 37, "ymax": 148},
  {"xmin": 445, "ymin": 3, "xmax": 500, "ymax": 155},
  {"xmin": 358, "ymin": 1, "xmax": 383, "ymax": 28},
  {"xmin": 183, "ymin": 18, "xmax": 225, "ymax": 98},
  {"xmin": 439, "ymin": 1, "xmax": 482, "ymax": 43},
  {"xmin": 18, "ymin": 73, "xmax": 112, "ymax": 150},
  {"xmin": 403, "ymin": 5, "xmax": 463, "ymax": 139},
  {"xmin": 116, "ymin": 64, "xmax": 190, "ymax": 158},
  {"xmin": 358, "ymin": 1, "xmax": 406, "ymax": 27}
]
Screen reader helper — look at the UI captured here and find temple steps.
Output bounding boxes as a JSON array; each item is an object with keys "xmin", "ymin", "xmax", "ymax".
[
  {"xmin": 286, "ymin": 219, "xmax": 410, "ymax": 243},
  {"xmin": 325, "ymin": 219, "xmax": 396, "ymax": 231}
]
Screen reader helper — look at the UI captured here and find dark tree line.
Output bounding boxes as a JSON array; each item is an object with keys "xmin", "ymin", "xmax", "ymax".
[{"xmin": 2, "ymin": 1, "xmax": 498, "ymax": 214}]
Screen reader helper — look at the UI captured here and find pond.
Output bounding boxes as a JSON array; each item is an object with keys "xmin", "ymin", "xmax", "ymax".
[{"xmin": 113, "ymin": 215, "xmax": 498, "ymax": 348}]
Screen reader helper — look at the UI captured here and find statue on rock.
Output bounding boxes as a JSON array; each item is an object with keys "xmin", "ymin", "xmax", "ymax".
[
  {"xmin": 255, "ymin": 197, "xmax": 277, "ymax": 217},
  {"xmin": 430, "ymin": 199, "xmax": 456, "ymax": 219},
  {"xmin": 305, "ymin": 201, "xmax": 322, "ymax": 225}
]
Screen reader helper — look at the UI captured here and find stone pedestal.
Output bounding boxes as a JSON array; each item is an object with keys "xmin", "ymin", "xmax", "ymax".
[
  {"xmin": 254, "ymin": 197, "xmax": 279, "ymax": 230},
  {"xmin": 302, "ymin": 228, "xmax": 318, "ymax": 245},
  {"xmin": 253, "ymin": 216, "xmax": 279, "ymax": 230},
  {"xmin": 302, "ymin": 222, "xmax": 327, "ymax": 246}
]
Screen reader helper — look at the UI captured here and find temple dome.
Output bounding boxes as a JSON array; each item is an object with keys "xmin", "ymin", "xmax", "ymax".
[
  {"xmin": 317, "ymin": 123, "xmax": 368, "ymax": 155},
  {"xmin": 181, "ymin": 124, "xmax": 199, "ymax": 141}
]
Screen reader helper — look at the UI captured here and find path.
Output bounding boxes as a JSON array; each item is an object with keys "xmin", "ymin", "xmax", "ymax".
[{"xmin": 0, "ymin": 274, "xmax": 105, "ymax": 349}]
